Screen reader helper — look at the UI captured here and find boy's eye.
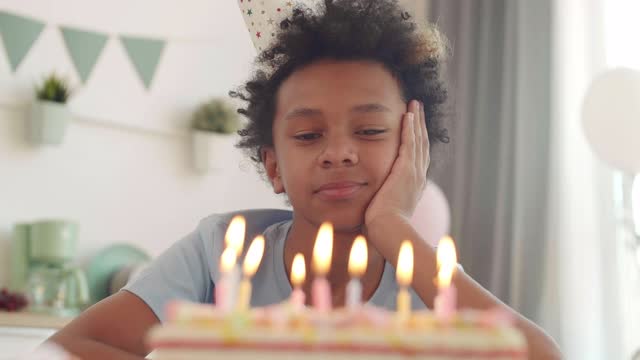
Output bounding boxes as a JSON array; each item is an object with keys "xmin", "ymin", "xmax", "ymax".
[
  {"xmin": 294, "ymin": 132, "xmax": 322, "ymax": 141},
  {"xmin": 356, "ymin": 129, "xmax": 387, "ymax": 136}
]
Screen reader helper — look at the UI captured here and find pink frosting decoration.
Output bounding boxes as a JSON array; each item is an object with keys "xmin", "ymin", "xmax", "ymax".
[{"xmin": 478, "ymin": 307, "xmax": 516, "ymax": 327}]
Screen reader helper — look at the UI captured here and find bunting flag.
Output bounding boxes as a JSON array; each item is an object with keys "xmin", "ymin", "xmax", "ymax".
[
  {"xmin": 119, "ymin": 35, "xmax": 166, "ymax": 89},
  {"xmin": 0, "ymin": 11, "xmax": 45, "ymax": 71},
  {"xmin": 60, "ymin": 26, "xmax": 108, "ymax": 83},
  {"xmin": 0, "ymin": 10, "xmax": 186, "ymax": 91}
]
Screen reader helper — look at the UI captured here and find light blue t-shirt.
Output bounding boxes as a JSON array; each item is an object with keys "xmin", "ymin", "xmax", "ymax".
[{"xmin": 123, "ymin": 209, "xmax": 426, "ymax": 322}]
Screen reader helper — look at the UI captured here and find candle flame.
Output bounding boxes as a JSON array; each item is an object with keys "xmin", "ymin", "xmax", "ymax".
[
  {"xmin": 292, "ymin": 253, "xmax": 306, "ymax": 287},
  {"xmin": 220, "ymin": 247, "xmax": 237, "ymax": 273},
  {"xmin": 243, "ymin": 235, "xmax": 265, "ymax": 277},
  {"xmin": 225, "ymin": 215, "xmax": 246, "ymax": 255},
  {"xmin": 437, "ymin": 236, "xmax": 457, "ymax": 287},
  {"xmin": 312, "ymin": 222, "xmax": 333, "ymax": 276},
  {"xmin": 396, "ymin": 240, "xmax": 414, "ymax": 287},
  {"xmin": 348, "ymin": 235, "xmax": 368, "ymax": 278}
]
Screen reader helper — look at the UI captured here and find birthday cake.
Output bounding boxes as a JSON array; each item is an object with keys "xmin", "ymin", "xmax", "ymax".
[
  {"xmin": 146, "ymin": 218, "xmax": 527, "ymax": 359},
  {"xmin": 146, "ymin": 301, "xmax": 527, "ymax": 359}
]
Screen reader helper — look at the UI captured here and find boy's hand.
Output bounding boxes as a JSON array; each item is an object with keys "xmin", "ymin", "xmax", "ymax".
[{"xmin": 364, "ymin": 100, "xmax": 430, "ymax": 227}]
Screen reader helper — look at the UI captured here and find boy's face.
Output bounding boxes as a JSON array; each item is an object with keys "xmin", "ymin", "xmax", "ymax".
[{"xmin": 264, "ymin": 60, "xmax": 407, "ymax": 231}]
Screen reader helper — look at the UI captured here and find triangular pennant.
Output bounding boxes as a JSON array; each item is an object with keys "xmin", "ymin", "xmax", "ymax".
[
  {"xmin": 0, "ymin": 11, "xmax": 45, "ymax": 72},
  {"xmin": 60, "ymin": 26, "xmax": 108, "ymax": 83},
  {"xmin": 119, "ymin": 35, "xmax": 165, "ymax": 89}
]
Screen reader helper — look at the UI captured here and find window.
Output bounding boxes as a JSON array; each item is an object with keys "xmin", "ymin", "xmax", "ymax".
[{"xmin": 604, "ymin": 1, "xmax": 640, "ymax": 357}]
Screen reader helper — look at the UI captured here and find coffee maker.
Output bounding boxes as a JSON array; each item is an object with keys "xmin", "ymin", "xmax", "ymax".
[{"xmin": 10, "ymin": 220, "xmax": 90, "ymax": 317}]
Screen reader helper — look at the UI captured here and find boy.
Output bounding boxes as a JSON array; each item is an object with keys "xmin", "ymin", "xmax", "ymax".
[{"xmin": 49, "ymin": 1, "xmax": 562, "ymax": 359}]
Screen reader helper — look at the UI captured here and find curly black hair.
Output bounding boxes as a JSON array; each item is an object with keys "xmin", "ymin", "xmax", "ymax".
[{"xmin": 230, "ymin": 0, "xmax": 449, "ymax": 170}]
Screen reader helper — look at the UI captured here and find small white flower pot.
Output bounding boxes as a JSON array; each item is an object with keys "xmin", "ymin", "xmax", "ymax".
[
  {"xmin": 192, "ymin": 130, "xmax": 236, "ymax": 173},
  {"xmin": 29, "ymin": 100, "xmax": 71, "ymax": 145}
]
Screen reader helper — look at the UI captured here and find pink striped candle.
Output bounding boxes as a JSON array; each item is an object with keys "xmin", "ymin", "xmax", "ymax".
[{"xmin": 312, "ymin": 222, "xmax": 333, "ymax": 312}]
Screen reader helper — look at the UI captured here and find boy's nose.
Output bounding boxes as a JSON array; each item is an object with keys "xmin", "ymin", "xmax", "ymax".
[{"xmin": 317, "ymin": 136, "xmax": 359, "ymax": 168}]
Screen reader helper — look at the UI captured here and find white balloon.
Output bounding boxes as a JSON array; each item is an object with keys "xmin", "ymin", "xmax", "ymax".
[
  {"xmin": 582, "ymin": 68, "xmax": 640, "ymax": 173},
  {"xmin": 410, "ymin": 180, "xmax": 451, "ymax": 247}
]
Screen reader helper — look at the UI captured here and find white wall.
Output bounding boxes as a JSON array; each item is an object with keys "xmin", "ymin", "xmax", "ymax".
[
  {"xmin": 0, "ymin": 103, "xmax": 287, "ymax": 287},
  {"xmin": 0, "ymin": 0, "xmax": 258, "ymax": 133},
  {"xmin": 0, "ymin": 0, "xmax": 291, "ymax": 287},
  {"xmin": 0, "ymin": 0, "xmax": 427, "ymax": 288}
]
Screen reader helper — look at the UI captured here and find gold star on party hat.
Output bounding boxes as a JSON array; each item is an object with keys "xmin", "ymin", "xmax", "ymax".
[{"xmin": 237, "ymin": 0, "xmax": 299, "ymax": 51}]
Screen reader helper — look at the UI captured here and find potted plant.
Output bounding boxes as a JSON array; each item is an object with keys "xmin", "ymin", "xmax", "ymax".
[
  {"xmin": 191, "ymin": 98, "xmax": 241, "ymax": 172},
  {"xmin": 30, "ymin": 73, "xmax": 73, "ymax": 145}
]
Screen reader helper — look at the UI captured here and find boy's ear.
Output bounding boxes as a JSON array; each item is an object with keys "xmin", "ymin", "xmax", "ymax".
[{"xmin": 261, "ymin": 147, "xmax": 285, "ymax": 194}]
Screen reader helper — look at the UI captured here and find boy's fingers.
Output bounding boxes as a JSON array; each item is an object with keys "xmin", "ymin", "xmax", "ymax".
[
  {"xmin": 420, "ymin": 102, "xmax": 430, "ymax": 171},
  {"xmin": 411, "ymin": 100, "xmax": 423, "ymax": 169},
  {"xmin": 401, "ymin": 112, "xmax": 415, "ymax": 163}
]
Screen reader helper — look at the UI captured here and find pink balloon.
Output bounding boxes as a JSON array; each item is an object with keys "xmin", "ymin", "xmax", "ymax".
[{"xmin": 410, "ymin": 181, "xmax": 451, "ymax": 247}]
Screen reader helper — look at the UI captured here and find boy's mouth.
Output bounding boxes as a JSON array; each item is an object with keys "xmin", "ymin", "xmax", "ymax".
[{"xmin": 314, "ymin": 181, "xmax": 367, "ymax": 201}]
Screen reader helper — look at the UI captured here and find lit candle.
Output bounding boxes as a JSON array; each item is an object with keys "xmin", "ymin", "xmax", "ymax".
[
  {"xmin": 215, "ymin": 247, "xmax": 239, "ymax": 312},
  {"xmin": 237, "ymin": 235, "xmax": 265, "ymax": 311},
  {"xmin": 290, "ymin": 253, "xmax": 306, "ymax": 309},
  {"xmin": 312, "ymin": 222, "xmax": 333, "ymax": 312},
  {"xmin": 434, "ymin": 236, "xmax": 458, "ymax": 321},
  {"xmin": 346, "ymin": 235, "xmax": 367, "ymax": 309},
  {"xmin": 222, "ymin": 215, "xmax": 246, "ymax": 310},
  {"xmin": 225, "ymin": 215, "xmax": 246, "ymax": 255},
  {"xmin": 396, "ymin": 240, "xmax": 414, "ymax": 320}
]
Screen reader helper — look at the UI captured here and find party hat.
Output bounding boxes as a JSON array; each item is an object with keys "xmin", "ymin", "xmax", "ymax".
[{"xmin": 237, "ymin": 0, "xmax": 301, "ymax": 51}]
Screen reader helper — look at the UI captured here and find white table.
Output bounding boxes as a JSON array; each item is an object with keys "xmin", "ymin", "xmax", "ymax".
[
  {"xmin": 0, "ymin": 312, "xmax": 72, "ymax": 359},
  {"xmin": 0, "ymin": 327, "xmax": 56, "ymax": 359}
]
